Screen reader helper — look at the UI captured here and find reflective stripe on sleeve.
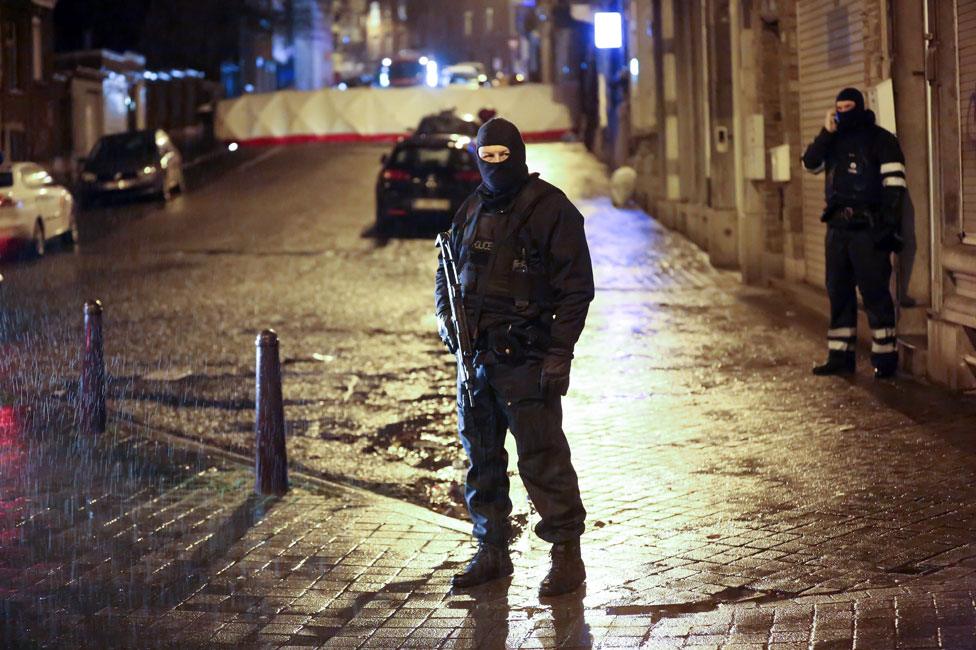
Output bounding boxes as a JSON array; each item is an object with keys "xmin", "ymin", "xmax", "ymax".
[
  {"xmin": 880, "ymin": 162, "xmax": 906, "ymax": 174},
  {"xmin": 829, "ymin": 340, "xmax": 855, "ymax": 351},
  {"xmin": 872, "ymin": 342, "xmax": 897, "ymax": 354},
  {"xmin": 883, "ymin": 176, "xmax": 907, "ymax": 187},
  {"xmin": 872, "ymin": 327, "xmax": 897, "ymax": 339},
  {"xmin": 827, "ymin": 327, "xmax": 856, "ymax": 338}
]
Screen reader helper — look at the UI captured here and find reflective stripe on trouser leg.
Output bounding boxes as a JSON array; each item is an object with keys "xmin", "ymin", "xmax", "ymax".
[
  {"xmin": 827, "ymin": 327, "xmax": 856, "ymax": 352},
  {"xmin": 846, "ymin": 229, "xmax": 897, "ymax": 371},
  {"xmin": 825, "ymin": 228, "xmax": 858, "ymax": 354},
  {"xmin": 872, "ymin": 327, "xmax": 897, "ymax": 357}
]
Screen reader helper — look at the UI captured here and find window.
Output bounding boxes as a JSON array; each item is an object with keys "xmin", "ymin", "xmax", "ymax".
[
  {"xmin": 5, "ymin": 129, "xmax": 26, "ymax": 162},
  {"xmin": 463, "ymin": 11, "xmax": 473, "ymax": 36},
  {"xmin": 90, "ymin": 132, "xmax": 157, "ymax": 163},
  {"xmin": 31, "ymin": 17, "xmax": 41, "ymax": 82},
  {"xmin": 2, "ymin": 21, "xmax": 19, "ymax": 91},
  {"xmin": 392, "ymin": 145, "xmax": 473, "ymax": 170},
  {"xmin": 485, "ymin": 8, "xmax": 494, "ymax": 33}
]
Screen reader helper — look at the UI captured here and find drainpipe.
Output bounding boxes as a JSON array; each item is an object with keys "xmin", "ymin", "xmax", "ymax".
[{"xmin": 923, "ymin": 0, "xmax": 942, "ymax": 312}]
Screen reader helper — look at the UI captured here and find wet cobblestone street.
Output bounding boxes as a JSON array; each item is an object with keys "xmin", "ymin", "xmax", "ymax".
[{"xmin": 2, "ymin": 143, "xmax": 976, "ymax": 648}]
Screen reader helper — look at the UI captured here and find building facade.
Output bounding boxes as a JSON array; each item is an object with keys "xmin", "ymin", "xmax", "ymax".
[
  {"xmin": 623, "ymin": 0, "xmax": 975, "ymax": 390},
  {"xmin": 0, "ymin": 0, "xmax": 61, "ymax": 164}
]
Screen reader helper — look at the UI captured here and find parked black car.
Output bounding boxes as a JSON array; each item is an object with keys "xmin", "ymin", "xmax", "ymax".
[
  {"xmin": 78, "ymin": 129, "xmax": 185, "ymax": 205},
  {"xmin": 414, "ymin": 109, "xmax": 480, "ymax": 138},
  {"xmin": 375, "ymin": 134, "xmax": 481, "ymax": 234}
]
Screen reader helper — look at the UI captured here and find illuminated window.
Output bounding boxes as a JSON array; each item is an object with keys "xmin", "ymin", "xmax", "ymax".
[
  {"xmin": 485, "ymin": 8, "xmax": 494, "ymax": 33},
  {"xmin": 464, "ymin": 11, "xmax": 473, "ymax": 36}
]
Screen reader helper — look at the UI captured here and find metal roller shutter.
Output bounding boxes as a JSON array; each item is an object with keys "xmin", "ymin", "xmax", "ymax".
[
  {"xmin": 958, "ymin": 0, "xmax": 976, "ymax": 244},
  {"xmin": 796, "ymin": 0, "xmax": 867, "ymax": 286}
]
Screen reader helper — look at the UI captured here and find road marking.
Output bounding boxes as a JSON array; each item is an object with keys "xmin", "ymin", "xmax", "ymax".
[{"xmin": 235, "ymin": 146, "xmax": 285, "ymax": 174}]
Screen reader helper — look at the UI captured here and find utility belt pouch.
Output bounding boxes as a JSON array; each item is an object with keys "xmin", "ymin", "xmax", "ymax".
[{"xmin": 508, "ymin": 323, "xmax": 551, "ymax": 352}]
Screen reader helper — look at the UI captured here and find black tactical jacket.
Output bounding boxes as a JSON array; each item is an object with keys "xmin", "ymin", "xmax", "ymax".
[
  {"xmin": 434, "ymin": 176, "xmax": 594, "ymax": 356},
  {"xmin": 802, "ymin": 111, "xmax": 906, "ymax": 226}
]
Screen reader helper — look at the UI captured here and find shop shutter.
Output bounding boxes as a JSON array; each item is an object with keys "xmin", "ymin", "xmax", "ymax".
[
  {"xmin": 958, "ymin": 0, "xmax": 976, "ymax": 244},
  {"xmin": 796, "ymin": 0, "xmax": 867, "ymax": 286}
]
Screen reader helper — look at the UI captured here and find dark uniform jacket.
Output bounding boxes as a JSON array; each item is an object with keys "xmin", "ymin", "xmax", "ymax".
[
  {"xmin": 435, "ymin": 176, "xmax": 594, "ymax": 357},
  {"xmin": 802, "ymin": 110, "xmax": 906, "ymax": 229}
]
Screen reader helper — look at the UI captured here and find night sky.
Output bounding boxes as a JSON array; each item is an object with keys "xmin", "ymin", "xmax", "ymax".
[
  {"xmin": 53, "ymin": 0, "xmax": 241, "ymax": 79},
  {"xmin": 54, "ymin": 0, "xmax": 150, "ymax": 54}
]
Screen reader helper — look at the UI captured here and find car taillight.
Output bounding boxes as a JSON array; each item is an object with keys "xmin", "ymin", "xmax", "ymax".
[
  {"xmin": 0, "ymin": 195, "xmax": 16, "ymax": 208},
  {"xmin": 454, "ymin": 170, "xmax": 481, "ymax": 182},
  {"xmin": 382, "ymin": 169, "xmax": 411, "ymax": 182}
]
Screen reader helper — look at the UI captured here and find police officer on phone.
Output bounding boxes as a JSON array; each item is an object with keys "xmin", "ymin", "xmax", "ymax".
[
  {"xmin": 802, "ymin": 87, "xmax": 906, "ymax": 379},
  {"xmin": 434, "ymin": 117, "xmax": 593, "ymax": 597}
]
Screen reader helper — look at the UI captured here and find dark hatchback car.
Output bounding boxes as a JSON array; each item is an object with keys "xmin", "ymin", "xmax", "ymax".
[
  {"xmin": 78, "ymin": 129, "xmax": 184, "ymax": 205},
  {"xmin": 375, "ymin": 135, "xmax": 481, "ymax": 234}
]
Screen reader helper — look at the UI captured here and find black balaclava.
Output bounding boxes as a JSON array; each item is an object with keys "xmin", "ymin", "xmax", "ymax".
[
  {"xmin": 834, "ymin": 87, "xmax": 867, "ymax": 132},
  {"xmin": 476, "ymin": 117, "xmax": 530, "ymax": 208}
]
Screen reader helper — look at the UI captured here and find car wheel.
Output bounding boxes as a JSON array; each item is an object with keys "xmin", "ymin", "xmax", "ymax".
[
  {"xmin": 61, "ymin": 210, "xmax": 79, "ymax": 247},
  {"xmin": 375, "ymin": 208, "xmax": 389, "ymax": 235},
  {"xmin": 31, "ymin": 220, "xmax": 45, "ymax": 257}
]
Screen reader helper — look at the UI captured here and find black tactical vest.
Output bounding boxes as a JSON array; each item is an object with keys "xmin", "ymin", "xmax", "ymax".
[{"xmin": 451, "ymin": 176, "xmax": 561, "ymax": 328}]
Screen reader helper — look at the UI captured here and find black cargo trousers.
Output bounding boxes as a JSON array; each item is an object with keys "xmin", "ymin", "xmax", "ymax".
[
  {"xmin": 456, "ymin": 353, "xmax": 586, "ymax": 548},
  {"xmin": 825, "ymin": 216, "xmax": 897, "ymax": 372}
]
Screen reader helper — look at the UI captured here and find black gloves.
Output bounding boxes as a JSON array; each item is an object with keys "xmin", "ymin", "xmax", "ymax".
[
  {"xmin": 540, "ymin": 351, "xmax": 572, "ymax": 397},
  {"xmin": 437, "ymin": 312, "xmax": 457, "ymax": 353},
  {"xmin": 874, "ymin": 227, "xmax": 904, "ymax": 253}
]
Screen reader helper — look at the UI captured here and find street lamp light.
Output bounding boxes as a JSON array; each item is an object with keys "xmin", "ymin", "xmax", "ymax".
[{"xmin": 594, "ymin": 12, "xmax": 623, "ymax": 49}]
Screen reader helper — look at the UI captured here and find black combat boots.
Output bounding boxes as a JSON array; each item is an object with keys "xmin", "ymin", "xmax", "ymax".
[
  {"xmin": 812, "ymin": 351, "xmax": 856, "ymax": 376},
  {"xmin": 539, "ymin": 539, "xmax": 586, "ymax": 597},
  {"xmin": 451, "ymin": 543, "xmax": 514, "ymax": 589}
]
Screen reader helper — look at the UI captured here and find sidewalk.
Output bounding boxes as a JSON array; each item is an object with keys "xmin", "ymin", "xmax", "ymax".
[{"xmin": 4, "ymin": 188, "xmax": 976, "ymax": 649}]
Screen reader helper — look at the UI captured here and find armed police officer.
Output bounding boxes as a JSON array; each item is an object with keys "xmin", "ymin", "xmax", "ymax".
[
  {"xmin": 802, "ymin": 87, "xmax": 907, "ymax": 379},
  {"xmin": 434, "ymin": 117, "xmax": 594, "ymax": 597}
]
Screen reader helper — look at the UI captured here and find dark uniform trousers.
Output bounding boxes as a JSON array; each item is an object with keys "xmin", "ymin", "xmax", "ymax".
[
  {"xmin": 825, "ymin": 225, "xmax": 898, "ymax": 370},
  {"xmin": 456, "ymin": 357, "xmax": 586, "ymax": 548}
]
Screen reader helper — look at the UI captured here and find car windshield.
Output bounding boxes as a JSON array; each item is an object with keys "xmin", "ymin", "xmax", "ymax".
[
  {"xmin": 90, "ymin": 133, "xmax": 157, "ymax": 162},
  {"xmin": 390, "ymin": 60, "xmax": 423, "ymax": 80},
  {"xmin": 416, "ymin": 112, "xmax": 479, "ymax": 137},
  {"xmin": 392, "ymin": 145, "xmax": 474, "ymax": 170}
]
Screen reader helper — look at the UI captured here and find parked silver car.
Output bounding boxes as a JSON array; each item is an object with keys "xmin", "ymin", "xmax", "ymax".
[{"xmin": 78, "ymin": 129, "xmax": 185, "ymax": 204}]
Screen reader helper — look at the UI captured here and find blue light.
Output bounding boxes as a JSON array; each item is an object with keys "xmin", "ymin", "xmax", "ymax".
[{"xmin": 594, "ymin": 12, "xmax": 623, "ymax": 49}]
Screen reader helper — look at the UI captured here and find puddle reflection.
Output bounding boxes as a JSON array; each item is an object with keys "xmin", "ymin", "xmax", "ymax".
[{"xmin": 459, "ymin": 579, "xmax": 592, "ymax": 649}]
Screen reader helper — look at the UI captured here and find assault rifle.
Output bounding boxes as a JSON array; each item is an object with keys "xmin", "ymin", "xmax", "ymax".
[{"xmin": 435, "ymin": 231, "xmax": 476, "ymax": 408}]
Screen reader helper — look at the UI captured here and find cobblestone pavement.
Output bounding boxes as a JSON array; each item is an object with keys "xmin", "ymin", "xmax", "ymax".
[{"xmin": 4, "ymin": 144, "xmax": 976, "ymax": 648}]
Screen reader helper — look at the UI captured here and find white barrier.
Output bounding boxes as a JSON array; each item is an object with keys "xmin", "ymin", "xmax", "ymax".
[{"xmin": 216, "ymin": 84, "xmax": 574, "ymax": 145}]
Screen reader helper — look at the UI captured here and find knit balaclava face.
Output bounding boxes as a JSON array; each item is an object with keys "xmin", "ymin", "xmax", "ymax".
[
  {"xmin": 834, "ymin": 87, "xmax": 866, "ymax": 132},
  {"xmin": 476, "ymin": 117, "xmax": 529, "ymax": 195}
]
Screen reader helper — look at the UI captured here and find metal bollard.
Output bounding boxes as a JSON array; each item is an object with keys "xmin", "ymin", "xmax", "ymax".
[
  {"xmin": 79, "ymin": 300, "xmax": 106, "ymax": 433},
  {"xmin": 255, "ymin": 329, "xmax": 288, "ymax": 496}
]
